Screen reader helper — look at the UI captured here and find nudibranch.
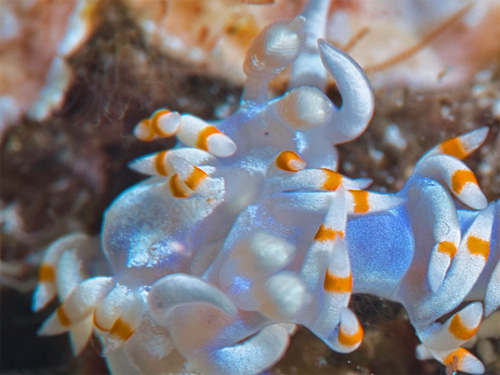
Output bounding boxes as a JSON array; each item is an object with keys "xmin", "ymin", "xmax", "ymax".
[{"xmin": 32, "ymin": 0, "xmax": 499, "ymax": 374}]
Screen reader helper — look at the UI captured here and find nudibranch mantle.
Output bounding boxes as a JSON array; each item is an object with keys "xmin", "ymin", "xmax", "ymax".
[{"xmin": 33, "ymin": 1, "xmax": 499, "ymax": 374}]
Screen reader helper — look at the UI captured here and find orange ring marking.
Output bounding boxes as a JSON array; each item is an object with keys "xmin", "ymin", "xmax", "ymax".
[
  {"xmin": 56, "ymin": 306, "xmax": 71, "ymax": 327},
  {"xmin": 321, "ymin": 169, "xmax": 342, "ymax": 190},
  {"xmin": 151, "ymin": 109, "xmax": 171, "ymax": 137},
  {"xmin": 38, "ymin": 264, "xmax": 55, "ymax": 282},
  {"xmin": 437, "ymin": 241, "xmax": 457, "ymax": 258},
  {"xmin": 467, "ymin": 236, "xmax": 489, "ymax": 260},
  {"xmin": 195, "ymin": 126, "xmax": 220, "ymax": 151},
  {"xmin": 350, "ymin": 190, "xmax": 369, "ymax": 213},
  {"xmin": 324, "ymin": 269, "xmax": 352, "ymax": 293},
  {"xmin": 440, "ymin": 137, "xmax": 467, "ymax": 160},
  {"xmin": 154, "ymin": 151, "xmax": 169, "ymax": 176},
  {"xmin": 314, "ymin": 225, "xmax": 344, "ymax": 242},
  {"xmin": 338, "ymin": 321, "xmax": 363, "ymax": 347},
  {"xmin": 451, "ymin": 170, "xmax": 478, "ymax": 194},
  {"xmin": 448, "ymin": 313, "xmax": 478, "ymax": 341},
  {"xmin": 443, "ymin": 348, "xmax": 467, "ymax": 367},
  {"xmin": 275, "ymin": 151, "xmax": 305, "ymax": 172},
  {"xmin": 169, "ymin": 174, "xmax": 189, "ymax": 198},
  {"xmin": 110, "ymin": 317, "xmax": 135, "ymax": 341},
  {"xmin": 184, "ymin": 166, "xmax": 208, "ymax": 190}
]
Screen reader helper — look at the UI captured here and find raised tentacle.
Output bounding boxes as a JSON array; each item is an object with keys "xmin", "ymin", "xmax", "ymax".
[
  {"xmin": 288, "ymin": 0, "xmax": 330, "ymax": 90},
  {"xmin": 176, "ymin": 115, "xmax": 236, "ymax": 157},
  {"xmin": 316, "ymin": 39, "xmax": 374, "ymax": 144},
  {"xmin": 242, "ymin": 16, "xmax": 306, "ymax": 104}
]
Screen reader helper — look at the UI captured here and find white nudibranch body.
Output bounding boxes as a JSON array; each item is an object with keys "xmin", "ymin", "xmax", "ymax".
[{"xmin": 33, "ymin": 1, "xmax": 499, "ymax": 374}]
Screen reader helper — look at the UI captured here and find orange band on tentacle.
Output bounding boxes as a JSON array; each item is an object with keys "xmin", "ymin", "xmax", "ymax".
[
  {"xmin": 38, "ymin": 264, "xmax": 55, "ymax": 282},
  {"xmin": 56, "ymin": 306, "xmax": 71, "ymax": 327},
  {"xmin": 169, "ymin": 174, "xmax": 189, "ymax": 198},
  {"xmin": 110, "ymin": 318, "xmax": 135, "ymax": 341},
  {"xmin": 467, "ymin": 236, "xmax": 489, "ymax": 260},
  {"xmin": 314, "ymin": 225, "xmax": 343, "ymax": 242},
  {"xmin": 321, "ymin": 169, "xmax": 342, "ymax": 190},
  {"xmin": 184, "ymin": 167, "xmax": 208, "ymax": 190},
  {"xmin": 448, "ymin": 314, "xmax": 478, "ymax": 341},
  {"xmin": 451, "ymin": 170, "xmax": 478, "ymax": 194},
  {"xmin": 275, "ymin": 151, "xmax": 305, "ymax": 172},
  {"xmin": 154, "ymin": 151, "xmax": 169, "ymax": 176},
  {"xmin": 151, "ymin": 110, "xmax": 171, "ymax": 137},
  {"xmin": 437, "ymin": 241, "xmax": 457, "ymax": 258},
  {"xmin": 350, "ymin": 190, "xmax": 369, "ymax": 213},
  {"xmin": 324, "ymin": 270, "xmax": 352, "ymax": 293},
  {"xmin": 440, "ymin": 137, "xmax": 467, "ymax": 160},
  {"xmin": 337, "ymin": 322, "xmax": 363, "ymax": 346},
  {"xmin": 195, "ymin": 126, "xmax": 220, "ymax": 151},
  {"xmin": 442, "ymin": 348, "xmax": 467, "ymax": 367}
]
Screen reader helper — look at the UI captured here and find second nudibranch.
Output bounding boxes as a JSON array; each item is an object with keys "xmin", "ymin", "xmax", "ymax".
[{"xmin": 32, "ymin": 1, "xmax": 499, "ymax": 374}]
